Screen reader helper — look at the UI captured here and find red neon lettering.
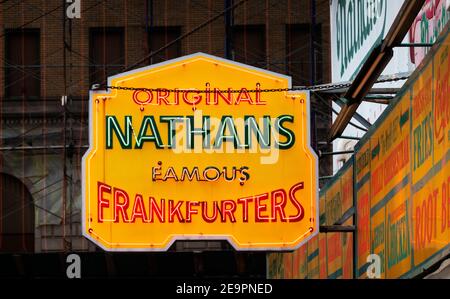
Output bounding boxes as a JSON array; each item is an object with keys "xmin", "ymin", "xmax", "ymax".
[
  {"xmin": 237, "ymin": 196, "xmax": 253, "ymax": 222},
  {"xmin": 148, "ymin": 197, "xmax": 165, "ymax": 223},
  {"xmin": 113, "ymin": 187, "xmax": 130, "ymax": 223},
  {"xmin": 213, "ymin": 88, "xmax": 233, "ymax": 105},
  {"xmin": 288, "ymin": 182, "xmax": 305, "ymax": 222},
  {"xmin": 97, "ymin": 181, "xmax": 111, "ymax": 223},
  {"xmin": 255, "ymin": 85, "xmax": 266, "ymax": 105},
  {"xmin": 130, "ymin": 194, "xmax": 148, "ymax": 223},
  {"xmin": 168, "ymin": 200, "xmax": 184, "ymax": 222},
  {"xmin": 182, "ymin": 90, "xmax": 202, "ymax": 105},
  {"xmin": 254, "ymin": 193, "xmax": 270, "ymax": 223},
  {"xmin": 202, "ymin": 201, "xmax": 218, "ymax": 223},
  {"xmin": 186, "ymin": 201, "xmax": 200, "ymax": 222},
  {"xmin": 132, "ymin": 90, "xmax": 153, "ymax": 105},
  {"xmin": 156, "ymin": 88, "xmax": 170, "ymax": 105},
  {"xmin": 235, "ymin": 88, "xmax": 253, "ymax": 104},
  {"xmin": 271, "ymin": 189, "xmax": 288, "ymax": 222},
  {"xmin": 220, "ymin": 200, "xmax": 237, "ymax": 222}
]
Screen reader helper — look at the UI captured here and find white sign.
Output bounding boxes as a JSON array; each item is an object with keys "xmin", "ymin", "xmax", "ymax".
[
  {"xmin": 330, "ymin": 0, "xmax": 412, "ymax": 172},
  {"xmin": 409, "ymin": 0, "xmax": 450, "ymax": 66},
  {"xmin": 331, "ymin": 0, "xmax": 387, "ymax": 81},
  {"xmin": 330, "ymin": 0, "xmax": 412, "ymax": 83}
]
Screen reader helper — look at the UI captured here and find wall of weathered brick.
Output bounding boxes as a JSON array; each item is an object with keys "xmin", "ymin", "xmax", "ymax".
[
  {"xmin": 0, "ymin": 0, "xmax": 332, "ymax": 252},
  {"xmin": 0, "ymin": 0, "xmax": 331, "ymax": 98}
]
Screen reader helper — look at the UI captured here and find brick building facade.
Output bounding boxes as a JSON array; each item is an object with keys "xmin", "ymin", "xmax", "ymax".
[{"xmin": 0, "ymin": 0, "xmax": 331, "ymax": 259}]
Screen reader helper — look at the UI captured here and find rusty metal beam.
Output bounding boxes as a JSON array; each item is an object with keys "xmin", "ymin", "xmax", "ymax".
[
  {"xmin": 328, "ymin": 0, "xmax": 426, "ymax": 141},
  {"xmin": 319, "ymin": 225, "xmax": 355, "ymax": 233}
]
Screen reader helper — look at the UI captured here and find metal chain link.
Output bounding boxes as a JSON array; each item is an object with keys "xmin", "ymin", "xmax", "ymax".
[{"xmin": 102, "ymin": 75, "xmax": 409, "ymax": 93}]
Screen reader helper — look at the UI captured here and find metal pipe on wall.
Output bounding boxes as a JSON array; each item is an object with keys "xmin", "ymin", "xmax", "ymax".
[
  {"xmin": 310, "ymin": 0, "xmax": 316, "ymax": 85},
  {"xmin": 225, "ymin": 0, "xmax": 233, "ymax": 59}
]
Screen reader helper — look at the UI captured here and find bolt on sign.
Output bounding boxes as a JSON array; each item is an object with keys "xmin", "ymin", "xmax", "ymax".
[{"xmin": 82, "ymin": 53, "xmax": 318, "ymax": 251}]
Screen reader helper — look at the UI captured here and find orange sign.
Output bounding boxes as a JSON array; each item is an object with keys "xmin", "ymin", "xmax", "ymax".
[{"xmin": 82, "ymin": 53, "xmax": 318, "ymax": 251}]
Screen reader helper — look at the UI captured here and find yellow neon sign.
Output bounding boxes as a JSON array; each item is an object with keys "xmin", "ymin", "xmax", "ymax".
[{"xmin": 82, "ymin": 53, "xmax": 318, "ymax": 251}]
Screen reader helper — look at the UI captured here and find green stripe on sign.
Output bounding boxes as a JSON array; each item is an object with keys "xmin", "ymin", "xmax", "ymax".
[
  {"xmin": 372, "ymin": 142, "xmax": 380, "ymax": 159},
  {"xmin": 320, "ymin": 214, "xmax": 326, "ymax": 225},
  {"xmin": 400, "ymin": 110, "xmax": 409, "ymax": 128},
  {"xmin": 307, "ymin": 249, "xmax": 319, "ymax": 262},
  {"xmin": 328, "ymin": 268, "xmax": 343, "ymax": 279}
]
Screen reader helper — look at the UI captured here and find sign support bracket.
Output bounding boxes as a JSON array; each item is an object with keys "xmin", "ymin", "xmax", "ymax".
[{"xmin": 319, "ymin": 225, "xmax": 355, "ymax": 233}]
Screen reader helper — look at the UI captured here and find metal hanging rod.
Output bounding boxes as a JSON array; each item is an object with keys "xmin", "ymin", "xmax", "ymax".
[
  {"xmin": 319, "ymin": 225, "xmax": 355, "ymax": 233},
  {"xmin": 397, "ymin": 43, "xmax": 434, "ymax": 47},
  {"xmin": 0, "ymin": 145, "xmax": 89, "ymax": 151},
  {"xmin": 319, "ymin": 150, "xmax": 354, "ymax": 157}
]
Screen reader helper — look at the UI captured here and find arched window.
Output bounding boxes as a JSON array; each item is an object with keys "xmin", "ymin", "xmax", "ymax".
[{"xmin": 0, "ymin": 173, "xmax": 34, "ymax": 253}]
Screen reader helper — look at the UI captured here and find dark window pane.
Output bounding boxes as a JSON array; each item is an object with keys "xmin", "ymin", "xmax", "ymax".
[
  {"xmin": 5, "ymin": 29, "xmax": 40, "ymax": 99},
  {"xmin": 89, "ymin": 27, "xmax": 125, "ymax": 86},
  {"xmin": 286, "ymin": 24, "xmax": 322, "ymax": 86},
  {"xmin": 0, "ymin": 173, "xmax": 34, "ymax": 253},
  {"xmin": 148, "ymin": 26, "xmax": 182, "ymax": 64},
  {"xmin": 232, "ymin": 25, "xmax": 266, "ymax": 68}
]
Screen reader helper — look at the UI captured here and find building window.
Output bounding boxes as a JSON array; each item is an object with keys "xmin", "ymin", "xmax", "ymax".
[
  {"xmin": 148, "ymin": 26, "xmax": 182, "ymax": 64},
  {"xmin": 231, "ymin": 25, "xmax": 266, "ymax": 68},
  {"xmin": 286, "ymin": 24, "xmax": 322, "ymax": 86},
  {"xmin": 89, "ymin": 27, "xmax": 125, "ymax": 87},
  {"xmin": 4, "ymin": 29, "xmax": 40, "ymax": 100},
  {"xmin": 0, "ymin": 173, "xmax": 34, "ymax": 253}
]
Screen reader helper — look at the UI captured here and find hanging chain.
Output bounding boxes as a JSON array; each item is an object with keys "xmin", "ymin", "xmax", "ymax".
[{"xmin": 102, "ymin": 75, "xmax": 410, "ymax": 93}]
